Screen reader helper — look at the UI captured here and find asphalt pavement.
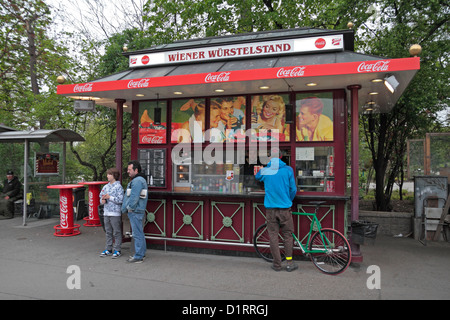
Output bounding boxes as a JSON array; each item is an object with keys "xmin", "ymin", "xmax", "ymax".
[{"xmin": 1, "ymin": 215, "xmax": 449, "ymax": 302}]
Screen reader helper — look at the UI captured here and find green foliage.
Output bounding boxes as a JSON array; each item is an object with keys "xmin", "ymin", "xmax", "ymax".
[{"xmin": 0, "ymin": 0, "xmax": 448, "ymax": 210}]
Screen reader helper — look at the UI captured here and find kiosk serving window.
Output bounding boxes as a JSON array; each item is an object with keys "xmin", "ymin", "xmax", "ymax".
[{"xmin": 295, "ymin": 146, "xmax": 335, "ymax": 192}]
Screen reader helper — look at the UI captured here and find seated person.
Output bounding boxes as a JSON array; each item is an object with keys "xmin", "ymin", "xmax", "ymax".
[{"xmin": 0, "ymin": 170, "xmax": 22, "ymax": 219}]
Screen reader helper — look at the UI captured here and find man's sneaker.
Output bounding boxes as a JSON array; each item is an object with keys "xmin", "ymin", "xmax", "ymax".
[
  {"xmin": 126, "ymin": 257, "xmax": 143, "ymax": 263},
  {"xmin": 100, "ymin": 250, "xmax": 112, "ymax": 257},
  {"xmin": 286, "ymin": 263, "xmax": 299, "ymax": 272},
  {"xmin": 112, "ymin": 251, "xmax": 121, "ymax": 259},
  {"xmin": 271, "ymin": 265, "xmax": 282, "ymax": 272}
]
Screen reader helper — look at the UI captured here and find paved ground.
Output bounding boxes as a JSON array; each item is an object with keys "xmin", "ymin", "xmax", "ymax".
[{"xmin": 1, "ymin": 215, "xmax": 449, "ymax": 302}]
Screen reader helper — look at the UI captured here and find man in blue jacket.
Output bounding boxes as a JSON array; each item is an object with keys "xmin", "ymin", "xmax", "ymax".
[
  {"xmin": 122, "ymin": 160, "xmax": 148, "ymax": 263},
  {"xmin": 255, "ymin": 148, "xmax": 298, "ymax": 272}
]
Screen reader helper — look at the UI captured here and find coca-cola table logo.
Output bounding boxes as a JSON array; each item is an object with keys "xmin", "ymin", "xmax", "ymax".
[
  {"xmin": 88, "ymin": 192, "xmax": 94, "ymax": 219},
  {"xmin": 60, "ymin": 195, "xmax": 69, "ymax": 228}
]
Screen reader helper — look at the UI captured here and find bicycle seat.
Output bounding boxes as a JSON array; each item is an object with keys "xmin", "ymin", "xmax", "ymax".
[{"xmin": 308, "ymin": 201, "xmax": 326, "ymax": 206}]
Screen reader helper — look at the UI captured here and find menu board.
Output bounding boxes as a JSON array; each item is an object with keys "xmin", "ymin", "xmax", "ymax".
[{"xmin": 35, "ymin": 152, "xmax": 59, "ymax": 176}]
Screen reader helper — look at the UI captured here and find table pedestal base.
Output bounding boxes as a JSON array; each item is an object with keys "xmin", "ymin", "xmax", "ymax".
[
  {"xmin": 54, "ymin": 223, "xmax": 81, "ymax": 237},
  {"xmin": 83, "ymin": 217, "xmax": 102, "ymax": 227}
]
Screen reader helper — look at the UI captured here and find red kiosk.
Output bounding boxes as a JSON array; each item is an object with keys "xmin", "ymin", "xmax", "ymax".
[
  {"xmin": 78, "ymin": 181, "xmax": 107, "ymax": 227},
  {"xmin": 47, "ymin": 184, "xmax": 84, "ymax": 237},
  {"xmin": 56, "ymin": 27, "xmax": 420, "ymax": 261}
]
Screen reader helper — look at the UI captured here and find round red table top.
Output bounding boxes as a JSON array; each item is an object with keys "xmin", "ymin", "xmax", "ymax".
[
  {"xmin": 78, "ymin": 181, "xmax": 108, "ymax": 185},
  {"xmin": 47, "ymin": 184, "xmax": 85, "ymax": 189}
]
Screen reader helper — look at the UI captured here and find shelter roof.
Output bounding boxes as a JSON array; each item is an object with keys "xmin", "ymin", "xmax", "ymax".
[{"xmin": 0, "ymin": 129, "xmax": 85, "ymax": 143}]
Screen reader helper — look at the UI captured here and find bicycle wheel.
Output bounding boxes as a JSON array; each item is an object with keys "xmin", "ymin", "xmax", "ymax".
[
  {"xmin": 309, "ymin": 228, "xmax": 351, "ymax": 275},
  {"xmin": 253, "ymin": 223, "xmax": 286, "ymax": 263}
]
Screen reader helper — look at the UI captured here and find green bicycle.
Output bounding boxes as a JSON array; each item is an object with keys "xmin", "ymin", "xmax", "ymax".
[{"xmin": 253, "ymin": 201, "xmax": 352, "ymax": 275}]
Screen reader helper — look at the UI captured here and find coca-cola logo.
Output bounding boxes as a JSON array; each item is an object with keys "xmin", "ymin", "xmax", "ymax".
[
  {"xmin": 276, "ymin": 67, "xmax": 306, "ymax": 78},
  {"xmin": 142, "ymin": 135, "xmax": 164, "ymax": 144},
  {"xmin": 88, "ymin": 192, "xmax": 94, "ymax": 219},
  {"xmin": 130, "ymin": 57, "xmax": 137, "ymax": 65},
  {"xmin": 141, "ymin": 55, "xmax": 150, "ymax": 65},
  {"xmin": 127, "ymin": 79, "xmax": 150, "ymax": 89},
  {"xmin": 315, "ymin": 38, "xmax": 326, "ymax": 49},
  {"xmin": 60, "ymin": 195, "xmax": 68, "ymax": 228},
  {"xmin": 357, "ymin": 61, "xmax": 390, "ymax": 73},
  {"xmin": 205, "ymin": 72, "xmax": 231, "ymax": 83},
  {"xmin": 74, "ymin": 83, "xmax": 93, "ymax": 93}
]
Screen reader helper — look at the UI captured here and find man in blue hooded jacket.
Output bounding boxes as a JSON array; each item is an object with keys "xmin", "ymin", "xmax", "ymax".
[{"xmin": 255, "ymin": 148, "xmax": 298, "ymax": 272}]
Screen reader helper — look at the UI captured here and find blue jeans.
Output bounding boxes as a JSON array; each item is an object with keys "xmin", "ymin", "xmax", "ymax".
[{"xmin": 128, "ymin": 212, "xmax": 146, "ymax": 259}]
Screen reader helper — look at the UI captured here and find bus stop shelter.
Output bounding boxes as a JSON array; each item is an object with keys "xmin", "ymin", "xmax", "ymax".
[{"xmin": 0, "ymin": 127, "xmax": 85, "ymax": 226}]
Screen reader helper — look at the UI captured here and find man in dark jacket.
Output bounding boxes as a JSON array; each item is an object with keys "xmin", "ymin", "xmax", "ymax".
[{"xmin": 0, "ymin": 170, "xmax": 22, "ymax": 219}]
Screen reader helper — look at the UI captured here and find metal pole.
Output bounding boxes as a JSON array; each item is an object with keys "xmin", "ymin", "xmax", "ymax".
[
  {"xmin": 62, "ymin": 141, "xmax": 66, "ymax": 184},
  {"xmin": 115, "ymin": 99, "xmax": 125, "ymax": 182},
  {"xmin": 22, "ymin": 139, "xmax": 29, "ymax": 226},
  {"xmin": 347, "ymin": 84, "xmax": 362, "ymax": 262}
]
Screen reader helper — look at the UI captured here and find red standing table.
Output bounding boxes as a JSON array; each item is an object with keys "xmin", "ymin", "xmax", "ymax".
[
  {"xmin": 78, "ymin": 181, "xmax": 107, "ymax": 227},
  {"xmin": 47, "ymin": 184, "xmax": 84, "ymax": 237}
]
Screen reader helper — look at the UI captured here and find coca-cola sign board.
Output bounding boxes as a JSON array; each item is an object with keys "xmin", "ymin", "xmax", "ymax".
[{"xmin": 57, "ymin": 57, "xmax": 420, "ymax": 96}]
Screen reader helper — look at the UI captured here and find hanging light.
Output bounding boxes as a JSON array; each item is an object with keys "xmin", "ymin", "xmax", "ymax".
[{"xmin": 384, "ymin": 75, "xmax": 399, "ymax": 93}]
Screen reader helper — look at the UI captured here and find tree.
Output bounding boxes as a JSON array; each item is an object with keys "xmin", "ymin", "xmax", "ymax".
[
  {"xmin": 143, "ymin": 0, "xmax": 373, "ymax": 42},
  {"xmin": 42, "ymin": 1, "xmax": 151, "ymax": 180},
  {"xmin": 360, "ymin": 0, "xmax": 449, "ymax": 210},
  {"xmin": 0, "ymin": 0, "xmax": 64, "ymax": 130}
]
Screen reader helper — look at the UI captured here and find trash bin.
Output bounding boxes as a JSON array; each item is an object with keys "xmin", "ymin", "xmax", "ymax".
[
  {"xmin": 73, "ymin": 186, "xmax": 86, "ymax": 207},
  {"xmin": 98, "ymin": 204, "xmax": 105, "ymax": 232},
  {"xmin": 351, "ymin": 220, "xmax": 378, "ymax": 245}
]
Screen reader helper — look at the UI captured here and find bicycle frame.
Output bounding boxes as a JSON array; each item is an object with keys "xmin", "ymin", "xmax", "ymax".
[
  {"xmin": 253, "ymin": 207, "xmax": 352, "ymax": 275},
  {"xmin": 291, "ymin": 211, "xmax": 335, "ymax": 255}
]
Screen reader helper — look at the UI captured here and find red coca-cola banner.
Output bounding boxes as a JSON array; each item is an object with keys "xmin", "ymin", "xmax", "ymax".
[{"xmin": 57, "ymin": 57, "xmax": 420, "ymax": 95}]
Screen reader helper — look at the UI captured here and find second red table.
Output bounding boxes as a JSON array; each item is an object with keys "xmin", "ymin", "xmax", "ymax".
[{"xmin": 78, "ymin": 181, "xmax": 107, "ymax": 227}]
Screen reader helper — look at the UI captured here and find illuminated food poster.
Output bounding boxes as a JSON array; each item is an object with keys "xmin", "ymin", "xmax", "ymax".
[
  {"xmin": 209, "ymin": 96, "xmax": 246, "ymax": 143},
  {"xmin": 171, "ymin": 98, "xmax": 206, "ymax": 143},
  {"xmin": 251, "ymin": 94, "xmax": 290, "ymax": 141},
  {"xmin": 296, "ymin": 92, "xmax": 333, "ymax": 142},
  {"xmin": 139, "ymin": 101, "xmax": 167, "ymax": 144}
]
